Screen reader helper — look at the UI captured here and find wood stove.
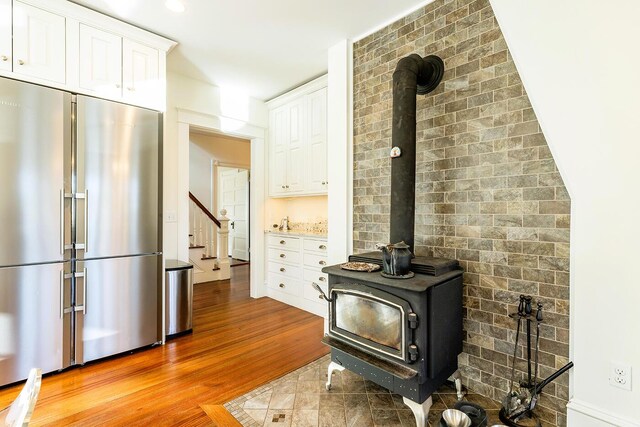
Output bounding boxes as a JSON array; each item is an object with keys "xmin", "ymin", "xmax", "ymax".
[{"xmin": 321, "ymin": 253, "xmax": 464, "ymax": 426}]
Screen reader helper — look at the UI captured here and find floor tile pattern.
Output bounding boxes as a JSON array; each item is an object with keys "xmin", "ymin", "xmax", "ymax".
[{"xmin": 224, "ymin": 355, "xmax": 503, "ymax": 427}]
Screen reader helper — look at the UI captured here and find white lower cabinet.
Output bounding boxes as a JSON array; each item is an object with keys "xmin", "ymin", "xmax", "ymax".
[{"xmin": 265, "ymin": 233, "xmax": 328, "ymax": 317}]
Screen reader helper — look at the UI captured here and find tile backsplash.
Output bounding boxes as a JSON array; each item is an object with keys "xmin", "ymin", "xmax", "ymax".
[{"xmin": 352, "ymin": 0, "xmax": 571, "ymax": 425}]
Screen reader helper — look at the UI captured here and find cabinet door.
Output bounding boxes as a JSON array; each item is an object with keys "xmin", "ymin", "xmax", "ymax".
[
  {"xmin": 79, "ymin": 24, "xmax": 122, "ymax": 99},
  {"xmin": 269, "ymin": 106, "xmax": 288, "ymax": 196},
  {"xmin": 0, "ymin": 0, "xmax": 10, "ymax": 72},
  {"xmin": 305, "ymin": 88, "xmax": 328, "ymax": 193},
  {"xmin": 13, "ymin": 1, "xmax": 66, "ymax": 83},
  {"xmin": 122, "ymin": 39, "xmax": 159, "ymax": 107},
  {"xmin": 286, "ymin": 99, "xmax": 305, "ymax": 193}
]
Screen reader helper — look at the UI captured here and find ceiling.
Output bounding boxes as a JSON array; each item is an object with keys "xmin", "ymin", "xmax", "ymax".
[{"xmin": 71, "ymin": 0, "xmax": 429, "ymax": 100}]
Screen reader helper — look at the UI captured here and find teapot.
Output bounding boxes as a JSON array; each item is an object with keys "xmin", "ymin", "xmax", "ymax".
[{"xmin": 375, "ymin": 241, "xmax": 413, "ymax": 276}]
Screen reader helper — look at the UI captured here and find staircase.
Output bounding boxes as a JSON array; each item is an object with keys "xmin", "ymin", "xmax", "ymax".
[{"xmin": 189, "ymin": 192, "xmax": 231, "ymax": 283}]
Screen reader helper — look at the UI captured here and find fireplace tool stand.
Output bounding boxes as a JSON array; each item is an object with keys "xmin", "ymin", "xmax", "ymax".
[{"xmin": 500, "ymin": 295, "xmax": 574, "ymax": 427}]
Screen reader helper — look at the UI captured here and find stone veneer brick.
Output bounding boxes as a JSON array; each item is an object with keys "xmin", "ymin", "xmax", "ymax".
[{"xmin": 352, "ymin": 0, "xmax": 571, "ymax": 425}]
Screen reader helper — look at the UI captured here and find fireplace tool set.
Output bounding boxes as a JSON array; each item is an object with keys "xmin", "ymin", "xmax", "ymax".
[{"xmin": 500, "ymin": 295, "xmax": 573, "ymax": 427}]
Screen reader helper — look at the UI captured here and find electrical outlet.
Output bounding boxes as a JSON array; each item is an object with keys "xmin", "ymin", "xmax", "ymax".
[
  {"xmin": 610, "ymin": 361, "xmax": 632, "ymax": 391},
  {"xmin": 166, "ymin": 211, "xmax": 177, "ymax": 222}
]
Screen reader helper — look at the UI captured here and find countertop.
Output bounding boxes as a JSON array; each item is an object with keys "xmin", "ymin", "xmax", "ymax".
[{"xmin": 265, "ymin": 229, "xmax": 327, "ymax": 238}]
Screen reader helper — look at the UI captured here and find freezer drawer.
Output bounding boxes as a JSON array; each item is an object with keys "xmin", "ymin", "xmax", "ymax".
[
  {"xmin": 0, "ymin": 263, "xmax": 71, "ymax": 386},
  {"xmin": 76, "ymin": 254, "xmax": 160, "ymax": 364},
  {"xmin": 76, "ymin": 96, "xmax": 161, "ymax": 259}
]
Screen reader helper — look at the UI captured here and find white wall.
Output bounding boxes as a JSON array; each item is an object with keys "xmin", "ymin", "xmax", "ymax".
[
  {"xmin": 491, "ymin": 1, "xmax": 640, "ymax": 425},
  {"xmin": 189, "ymin": 142, "xmax": 213, "ymax": 211},
  {"xmin": 164, "ymin": 72, "xmax": 268, "ymax": 265}
]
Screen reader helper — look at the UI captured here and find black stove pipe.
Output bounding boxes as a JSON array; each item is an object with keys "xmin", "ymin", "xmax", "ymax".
[{"xmin": 390, "ymin": 54, "xmax": 444, "ymax": 252}]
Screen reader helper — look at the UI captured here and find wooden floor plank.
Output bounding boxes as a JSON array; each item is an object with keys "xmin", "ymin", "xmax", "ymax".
[
  {"xmin": 200, "ymin": 405, "xmax": 242, "ymax": 427},
  {"xmin": 0, "ymin": 265, "xmax": 328, "ymax": 425}
]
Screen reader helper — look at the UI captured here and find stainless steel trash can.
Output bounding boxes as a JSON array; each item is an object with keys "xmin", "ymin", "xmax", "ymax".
[{"xmin": 165, "ymin": 260, "xmax": 193, "ymax": 338}]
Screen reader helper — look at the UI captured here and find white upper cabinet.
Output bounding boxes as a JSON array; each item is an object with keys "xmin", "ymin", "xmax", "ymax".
[
  {"xmin": 286, "ymin": 98, "xmax": 306, "ymax": 194},
  {"xmin": 305, "ymin": 88, "xmax": 328, "ymax": 193},
  {"xmin": 267, "ymin": 76, "xmax": 327, "ymax": 198},
  {"xmin": 122, "ymin": 39, "xmax": 159, "ymax": 107},
  {"xmin": 0, "ymin": 0, "xmax": 11, "ymax": 72},
  {"xmin": 79, "ymin": 24, "xmax": 122, "ymax": 99},
  {"xmin": 0, "ymin": 0, "xmax": 175, "ymax": 110},
  {"xmin": 13, "ymin": 1, "xmax": 66, "ymax": 84}
]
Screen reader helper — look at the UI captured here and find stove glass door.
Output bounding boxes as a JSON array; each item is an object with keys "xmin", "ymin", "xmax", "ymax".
[{"xmin": 335, "ymin": 293, "xmax": 401, "ymax": 351}]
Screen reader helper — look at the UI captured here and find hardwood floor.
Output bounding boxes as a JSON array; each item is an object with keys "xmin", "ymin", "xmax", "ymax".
[{"xmin": 0, "ymin": 265, "xmax": 328, "ymax": 426}]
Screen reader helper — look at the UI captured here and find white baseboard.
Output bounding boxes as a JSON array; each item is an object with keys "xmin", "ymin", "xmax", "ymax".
[{"xmin": 567, "ymin": 399, "xmax": 640, "ymax": 427}]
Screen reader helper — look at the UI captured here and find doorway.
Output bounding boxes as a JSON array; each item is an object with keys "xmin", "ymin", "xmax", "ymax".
[
  {"xmin": 188, "ymin": 128, "xmax": 252, "ymax": 277},
  {"xmin": 219, "ymin": 167, "xmax": 250, "ymax": 262}
]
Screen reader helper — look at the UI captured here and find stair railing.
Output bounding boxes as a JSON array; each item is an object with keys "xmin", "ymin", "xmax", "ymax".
[
  {"xmin": 188, "ymin": 193, "xmax": 230, "ymax": 277},
  {"xmin": 189, "ymin": 192, "xmax": 221, "ymax": 258}
]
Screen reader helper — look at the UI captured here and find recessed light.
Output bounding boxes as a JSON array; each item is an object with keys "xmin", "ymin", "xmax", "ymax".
[{"xmin": 165, "ymin": 0, "xmax": 185, "ymax": 13}]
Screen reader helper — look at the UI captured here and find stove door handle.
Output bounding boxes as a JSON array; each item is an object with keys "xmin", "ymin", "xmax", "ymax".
[{"xmin": 312, "ymin": 282, "xmax": 333, "ymax": 302}]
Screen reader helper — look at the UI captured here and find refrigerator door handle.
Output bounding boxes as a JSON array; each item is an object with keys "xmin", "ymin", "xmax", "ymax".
[
  {"xmin": 84, "ymin": 190, "xmax": 89, "ymax": 253},
  {"xmin": 60, "ymin": 270, "xmax": 64, "ymax": 319},
  {"xmin": 74, "ymin": 191, "xmax": 88, "ymax": 252},
  {"xmin": 73, "ymin": 269, "xmax": 87, "ymax": 314},
  {"xmin": 60, "ymin": 190, "xmax": 64, "ymax": 255}
]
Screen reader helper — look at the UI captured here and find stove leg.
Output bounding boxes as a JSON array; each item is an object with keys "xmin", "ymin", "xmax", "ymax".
[
  {"xmin": 451, "ymin": 369, "xmax": 465, "ymax": 400},
  {"xmin": 403, "ymin": 396, "xmax": 432, "ymax": 427},
  {"xmin": 325, "ymin": 361, "xmax": 345, "ymax": 391}
]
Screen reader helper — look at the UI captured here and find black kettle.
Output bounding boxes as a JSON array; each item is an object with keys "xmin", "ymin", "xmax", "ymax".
[{"xmin": 375, "ymin": 241, "xmax": 413, "ymax": 276}]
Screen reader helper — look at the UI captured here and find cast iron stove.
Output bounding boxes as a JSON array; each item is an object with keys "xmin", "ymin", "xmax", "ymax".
[{"xmin": 321, "ymin": 252, "xmax": 464, "ymax": 427}]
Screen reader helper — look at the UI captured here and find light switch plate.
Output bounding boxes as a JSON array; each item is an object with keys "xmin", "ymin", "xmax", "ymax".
[{"xmin": 166, "ymin": 211, "xmax": 176, "ymax": 222}]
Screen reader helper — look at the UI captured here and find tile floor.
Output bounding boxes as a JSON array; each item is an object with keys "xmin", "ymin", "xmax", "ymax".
[{"xmin": 224, "ymin": 355, "xmax": 503, "ymax": 427}]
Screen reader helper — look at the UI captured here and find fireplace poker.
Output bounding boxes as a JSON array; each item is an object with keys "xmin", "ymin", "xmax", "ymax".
[
  {"xmin": 529, "ymin": 303, "xmax": 543, "ymax": 411},
  {"xmin": 524, "ymin": 295, "xmax": 533, "ymax": 388},
  {"xmin": 503, "ymin": 295, "xmax": 525, "ymax": 412}
]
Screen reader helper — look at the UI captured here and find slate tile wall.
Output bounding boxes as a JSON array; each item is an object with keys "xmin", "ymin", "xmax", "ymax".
[{"xmin": 352, "ymin": 0, "xmax": 570, "ymax": 425}]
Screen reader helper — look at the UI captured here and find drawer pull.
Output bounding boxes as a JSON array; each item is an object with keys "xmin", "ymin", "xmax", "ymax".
[
  {"xmin": 279, "ymin": 283, "xmax": 285, "ymax": 288},
  {"xmin": 280, "ymin": 267, "xmax": 286, "ymax": 272},
  {"xmin": 319, "ymin": 245, "xmax": 326, "ymax": 250},
  {"xmin": 280, "ymin": 240, "xmax": 286, "ymax": 245},
  {"xmin": 319, "ymin": 277, "xmax": 326, "ymax": 282},
  {"xmin": 280, "ymin": 253, "xmax": 286, "ymax": 258},
  {"xmin": 319, "ymin": 260, "xmax": 326, "ymax": 266}
]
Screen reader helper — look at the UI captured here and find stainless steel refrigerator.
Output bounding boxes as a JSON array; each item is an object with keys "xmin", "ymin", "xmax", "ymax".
[{"xmin": 0, "ymin": 77, "xmax": 162, "ymax": 387}]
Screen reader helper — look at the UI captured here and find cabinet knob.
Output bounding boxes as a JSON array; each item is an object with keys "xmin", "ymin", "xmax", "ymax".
[
  {"xmin": 319, "ymin": 260, "xmax": 326, "ymax": 265},
  {"xmin": 286, "ymin": 185, "xmax": 289, "ymax": 189},
  {"xmin": 279, "ymin": 283, "xmax": 285, "ymax": 288},
  {"xmin": 279, "ymin": 267, "xmax": 286, "ymax": 272},
  {"xmin": 280, "ymin": 240, "xmax": 286, "ymax": 244},
  {"xmin": 319, "ymin": 277, "xmax": 326, "ymax": 282},
  {"xmin": 127, "ymin": 87, "xmax": 135, "ymax": 92},
  {"xmin": 18, "ymin": 59, "xmax": 24, "ymax": 65},
  {"xmin": 319, "ymin": 245, "xmax": 326, "ymax": 250},
  {"xmin": 281, "ymin": 185, "xmax": 285, "ymax": 189},
  {"xmin": 279, "ymin": 253, "xmax": 286, "ymax": 258},
  {"xmin": 0, "ymin": 55, "xmax": 7, "ymax": 62},
  {"xmin": 322, "ymin": 181, "xmax": 326, "ymax": 185},
  {"xmin": 116, "ymin": 84, "xmax": 121, "ymax": 88}
]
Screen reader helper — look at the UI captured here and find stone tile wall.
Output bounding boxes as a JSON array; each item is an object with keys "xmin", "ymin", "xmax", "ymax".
[{"xmin": 352, "ymin": 0, "xmax": 570, "ymax": 425}]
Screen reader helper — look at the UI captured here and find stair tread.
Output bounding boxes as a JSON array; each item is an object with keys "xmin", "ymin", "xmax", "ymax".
[
  {"xmin": 201, "ymin": 255, "xmax": 217, "ymax": 260},
  {"xmin": 189, "ymin": 245, "xmax": 205, "ymax": 249}
]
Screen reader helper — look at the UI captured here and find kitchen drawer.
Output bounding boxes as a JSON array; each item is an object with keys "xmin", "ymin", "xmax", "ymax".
[
  {"xmin": 268, "ymin": 261, "xmax": 302, "ymax": 279},
  {"xmin": 303, "ymin": 252, "xmax": 327, "ymax": 269},
  {"xmin": 303, "ymin": 268, "xmax": 328, "ymax": 285},
  {"xmin": 267, "ymin": 272, "xmax": 302, "ymax": 297},
  {"xmin": 303, "ymin": 238, "xmax": 327, "ymax": 253},
  {"xmin": 268, "ymin": 247, "xmax": 301, "ymax": 264},
  {"xmin": 267, "ymin": 234, "xmax": 300, "ymax": 250},
  {"xmin": 303, "ymin": 279, "xmax": 327, "ymax": 303}
]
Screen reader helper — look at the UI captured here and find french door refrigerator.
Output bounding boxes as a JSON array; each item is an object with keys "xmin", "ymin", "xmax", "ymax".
[{"xmin": 0, "ymin": 77, "xmax": 162, "ymax": 387}]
